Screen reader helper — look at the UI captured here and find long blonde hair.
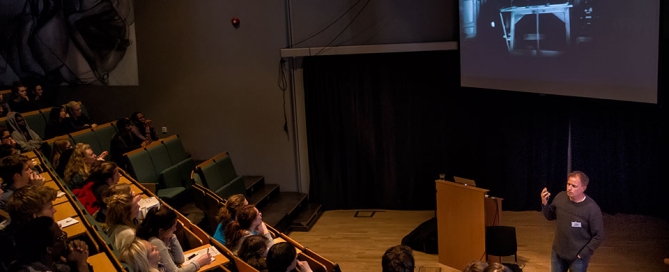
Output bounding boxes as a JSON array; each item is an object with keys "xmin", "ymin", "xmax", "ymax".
[
  {"xmin": 120, "ymin": 238, "xmax": 152, "ymax": 272},
  {"xmin": 64, "ymin": 143, "xmax": 92, "ymax": 182},
  {"xmin": 105, "ymin": 193, "xmax": 137, "ymax": 229}
]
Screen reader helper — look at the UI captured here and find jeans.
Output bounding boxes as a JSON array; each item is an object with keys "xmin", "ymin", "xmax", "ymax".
[{"xmin": 551, "ymin": 250, "xmax": 589, "ymax": 272}]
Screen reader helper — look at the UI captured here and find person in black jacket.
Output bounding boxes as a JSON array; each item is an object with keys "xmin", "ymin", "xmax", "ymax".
[
  {"xmin": 44, "ymin": 106, "xmax": 69, "ymax": 140},
  {"xmin": 110, "ymin": 117, "xmax": 147, "ymax": 169}
]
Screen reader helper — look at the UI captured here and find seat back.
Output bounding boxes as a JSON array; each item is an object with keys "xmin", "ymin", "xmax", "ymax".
[
  {"xmin": 124, "ymin": 149, "xmax": 158, "ymax": 184},
  {"xmin": 486, "ymin": 226, "xmax": 518, "ymax": 258},
  {"xmin": 23, "ymin": 110, "xmax": 47, "ymax": 139},
  {"xmin": 162, "ymin": 134, "xmax": 188, "ymax": 164},
  {"xmin": 160, "ymin": 165, "xmax": 184, "ymax": 189},
  {"xmin": 199, "ymin": 159, "xmax": 225, "ymax": 191},
  {"xmin": 146, "ymin": 142, "xmax": 172, "ymax": 174},
  {"xmin": 176, "ymin": 158, "xmax": 195, "ymax": 189},
  {"xmin": 213, "ymin": 153, "xmax": 239, "ymax": 183},
  {"xmin": 70, "ymin": 129, "xmax": 104, "ymax": 157},
  {"xmin": 92, "ymin": 123, "xmax": 116, "ymax": 159}
]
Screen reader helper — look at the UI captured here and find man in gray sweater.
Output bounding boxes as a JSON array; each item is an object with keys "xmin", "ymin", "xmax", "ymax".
[{"xmin": 541, "ymin": 171, "xmax": 604, "ymax": 272}]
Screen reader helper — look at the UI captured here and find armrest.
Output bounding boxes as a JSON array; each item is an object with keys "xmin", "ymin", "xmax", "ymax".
[{"xmin": 140, "ymin": 182, "xmax": 157, "ymax": 194}]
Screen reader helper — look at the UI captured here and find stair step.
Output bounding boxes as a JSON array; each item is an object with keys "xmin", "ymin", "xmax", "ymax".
[
  {"xmin": 247, "ymin": 184, "xmax": 280, "ymax": 209},
  {"xmin": 244, "ymin": 176, "xmax": 265, "ymax": 194},
  {"xmin": 259, "ymin": 192, "xmax": 309, "ymax": 229},
  {"xmin": 289, "ymin": 202, "xmax": 323, "ymax": 232}
]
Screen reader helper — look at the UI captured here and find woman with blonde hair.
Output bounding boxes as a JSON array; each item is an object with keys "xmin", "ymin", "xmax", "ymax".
[
  {"xmin": 224, "ymin": 204, "xmax": 274, "ymax": 254},
  {"xmin": 106, "ymin": 193, "xmax": 141, "ymax": 249},
  {"xmin": 213, "ymin": 194, "xmax": 247, "ymax": 245},
  {"xmin": 64, "ymin": 143, "xmax": 107, "ymax": 189},
  {"xmin": 95, "ymin": 183, "xmax": 133, "ymax": 222},
  {"xmin": 50, "ymin": 139, "xmax": 71, "ymax": 170},
  {"xmin": 120, "ymin": 238, "xmax": 162, "ymax": 272}
]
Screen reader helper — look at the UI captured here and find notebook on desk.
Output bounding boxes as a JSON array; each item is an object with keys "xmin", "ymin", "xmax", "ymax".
[{"xmin": 453, "ymin": 176, "xmax": 477, "ymax": 187}]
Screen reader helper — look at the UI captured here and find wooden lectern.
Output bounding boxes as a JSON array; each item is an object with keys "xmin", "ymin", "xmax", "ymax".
[{"xmin": 435, "ymin": 180, "xmax": 503, "ymax": 270}]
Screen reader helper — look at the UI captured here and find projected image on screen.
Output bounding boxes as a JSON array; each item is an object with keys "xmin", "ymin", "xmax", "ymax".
[{"xmin": 459, "ymin": 0, "xmax": 660, "ymax": 103}]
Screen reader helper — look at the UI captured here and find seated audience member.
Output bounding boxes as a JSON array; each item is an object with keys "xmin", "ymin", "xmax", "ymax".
[
  {"xmin": 96, "ymin": 183, "xmax": 133, "ymax": 223},
  {"xmin": 266, "ymin": 243, "xmax": 312, "ymax": 272},
  {"xmin": 6, "ymin": 112, "xmax": 50, "ymax": 155},
  {"xmin": 106, "ymin": 193, "xmax": 141, "ymax": 249},
  {"xmin": 120, "ymin": 238, "xmax": 162, "ymax": 272},
  {"xmin": 0, "ymin": 154, "xmax": 45, "ymax": 209},
  {"xmin": 63, "ymin": 143, "xmax": 107, "ymax": 189},
  {"xmin": 131, "ymin": 111, "xmax": 159, "ymax": 142},
  {"xmin": 55, "ymin": 148, "xmax": 74, "ymax": 178},
  {"xmin": 382, "ymin": 245, "xmax": 415, "ymax": 272},
  {"xmin": 0, "ymin": 144, "xmax": 19, "ymax": 158},
  {"xmin": 30, "ymin": 84, "xmax": 47, "ymax": 109},
  {"xmin": 8, "ymin": 82, "xmax": 37, "ymax": 113},
  {"xmin": 10, "ymin": 216, "xmax": 91, "ymax": 272},
  {"xmin": 463, "ymin": 261, "xmax": 489, "ymax": 272},
  {"xmin": 64, "ymin": 101, "xmax": 96, "ymax": 133},
  {"xmin": 0, "ymin": 185, "xmax": 58, "ymax": 270},
  {"xmin": 44, "ymin": 106, "xmax": 69, "ymax": 140},
  {"xmin": 88, "ymin": 161, "xmax": 120, "ymax": 212},
  {"xmin": 0, "ymin": 128, "xmax": 20, "ymax": 152},
  {"xmin": 483, "ymin": 262, "xmax": 511, "ymax": 272},
  {"xmin": 111, "ymin": 117, "xmax": 147, "ymax": 168},
  {"xmin": 50, "ymin": 140, "xmax": 72, "ymax": 170},
  {"xmin": 0, "ymin": 93, "xmax": 11, "ymax": 117},
  {"xmin": 238, "ymin": 235, "xmax": 270, "ymax": 271},
  {"xmin": 225, "ymin": 205, "xmax": 274, "ymax": 254},
  {"xmin": 213, "ymin": 194, "xmax": 248, "ymax": 245},
  {"xmin": 136, "ymin": 207, "xmax": 211, "ymax": 272}
]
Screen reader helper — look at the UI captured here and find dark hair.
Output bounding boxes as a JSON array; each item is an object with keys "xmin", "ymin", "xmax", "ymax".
[
  {"xmin": 238, "ymin": 235, "xmax": 269, "ymax": 270},
  {"xmin": 116, "ymin": 117, "xmax": 131, "ymax": 129},
  {"xmin": 11, "ymin": 81, "xmax": 25, "ymax": 95},
  {"xmin": 55, "ymin": 148, "xmax": 74, "ymax": 177},
  {"xmin": 15, "ymin": 216, "xmax": 58, "ymax": 262},
  {"xmin": 0, "ymin": 154, "xmax": 30, "ymax": 186},
  {"xmin": 0, "ymin": 144, "xmax": 16, "ymax": 158},
  {"xmin": 266, "ymin": 242, "xmax": 297, "ymax": 272},
  {"xmin": 130, "ymin": 112, "xmax": 142, "ymax": 125},
  {"xmin": 224, "ymin": 205, "xmax": 258, "ymax": 249},
  {"xmin": 0, "ymin": 127, "xmax": 8, "ymax": 136},
  {"xmin": 88, "ymin": 161, "xmax": 118, "ymax": 183},
  {"xmin": 382, "ymin": 245, "xmax": 414, "ymax": 272},
  {"xmin": 48, "ymin": 106, "xmax": 63, "ymax": 122},
  {"xmin": 136, "ymin": 206, "xmax": 177, "ymax": 240}
]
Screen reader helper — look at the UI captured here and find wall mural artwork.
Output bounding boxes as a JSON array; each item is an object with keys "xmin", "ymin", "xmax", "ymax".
[{"xmin": 0, "ymin": 0, "xmax": 138, "ymax": 87}]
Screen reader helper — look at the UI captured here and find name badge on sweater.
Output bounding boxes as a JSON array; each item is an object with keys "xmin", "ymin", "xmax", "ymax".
[{"xmin": 571, "ymin": 221, "xmax": 582, "ymax": 228}]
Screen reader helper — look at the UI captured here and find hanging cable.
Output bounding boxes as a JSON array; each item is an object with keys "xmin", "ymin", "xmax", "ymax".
[
  {"xmin": 291, "ymin": 0, "xmax": 363, "ymax": 47},
  {"xmin": 314, "ymin": 0, "xmax": 372, "ymax": 56},
  {"xmin": 278, "ymin": 58, "xmax": 289, "ymax": 138}
]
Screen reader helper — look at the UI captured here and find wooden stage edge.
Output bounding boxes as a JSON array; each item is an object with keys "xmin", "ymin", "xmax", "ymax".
[{"xmin": 289, "ymin": 210, "xmax": 669, "ymax": 272}]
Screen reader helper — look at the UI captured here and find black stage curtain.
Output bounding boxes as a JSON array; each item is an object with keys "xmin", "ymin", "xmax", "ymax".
[
  {"xmin": 304, "ymin": 50, "xmax": 669, "ymax": 219},
  {"xmin": 303, "ymin": 51, "xmax": 571, "ymax": 211}
]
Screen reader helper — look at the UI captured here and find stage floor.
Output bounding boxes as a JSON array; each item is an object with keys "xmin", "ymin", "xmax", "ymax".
[{"xmin": 289, "ymin": 210, "xmax": 669, "ymax": 272}]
